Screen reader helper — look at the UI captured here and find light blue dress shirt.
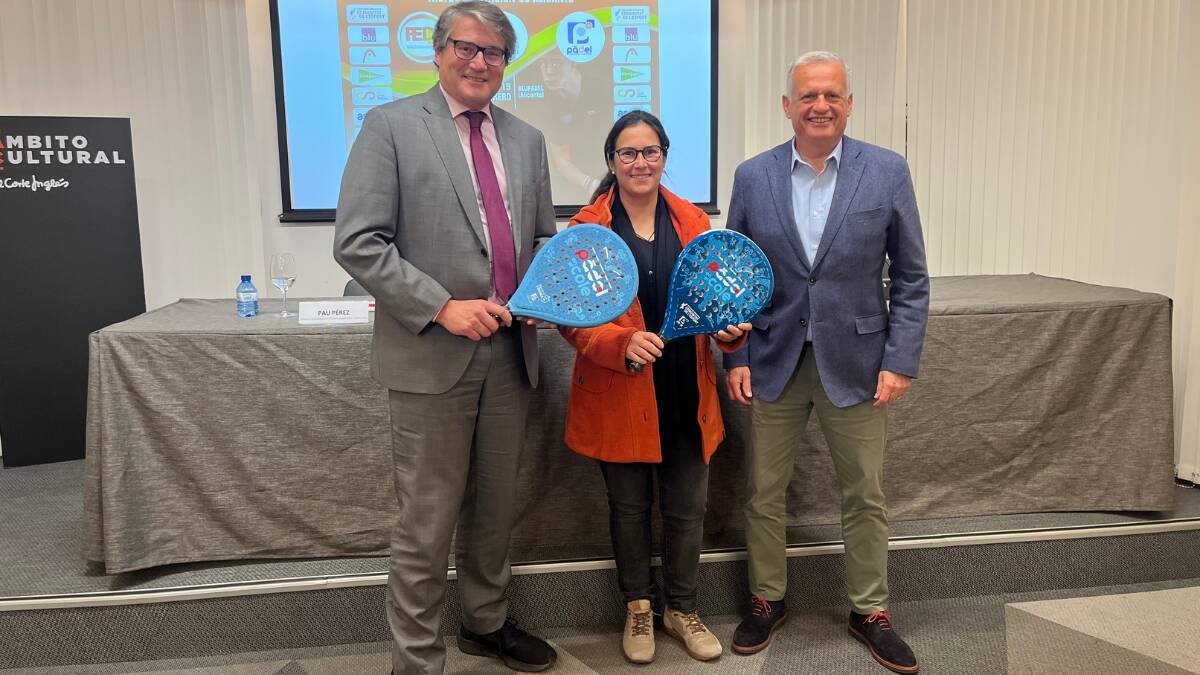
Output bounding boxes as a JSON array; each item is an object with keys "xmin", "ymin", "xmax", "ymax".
[{"xmin": 790, "ymin": 138, "xmax": 842, "ymax": 341}]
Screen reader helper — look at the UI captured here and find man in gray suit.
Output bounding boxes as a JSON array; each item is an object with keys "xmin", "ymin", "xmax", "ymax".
[
  {"xmin": 333, "ymin": 2, "xmax": 557, "ymax": 672},
  {"xmin": 724, "ymin": 52, "xmax": 929, "ymax": 674}
]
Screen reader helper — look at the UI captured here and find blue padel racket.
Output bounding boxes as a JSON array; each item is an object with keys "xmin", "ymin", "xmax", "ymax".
[
  {"xmin": 627, "ymin": 229, "xmax": 774, "ymax": 371},
  {"xmin": 506, "ymin": 223, "xmax": 639, "ymax": 328}
]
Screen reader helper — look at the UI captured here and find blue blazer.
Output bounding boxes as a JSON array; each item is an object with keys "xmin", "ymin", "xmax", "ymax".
[{"xmin": 723, "ymin": 136, "xmax": 930, "ymax": 406}]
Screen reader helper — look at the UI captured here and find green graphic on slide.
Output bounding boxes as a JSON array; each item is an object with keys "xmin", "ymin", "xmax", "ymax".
[{"xmin": 617, "ymin": 67, "xmax": 643, "ymax": 81}]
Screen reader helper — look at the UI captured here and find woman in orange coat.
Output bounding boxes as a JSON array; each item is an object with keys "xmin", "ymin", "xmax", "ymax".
[{"xmin": 559, "ymin": 111, "xmax": 749, "ymax": 664}]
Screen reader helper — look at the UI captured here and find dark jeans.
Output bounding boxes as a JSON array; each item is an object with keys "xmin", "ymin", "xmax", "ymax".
[{"xmin": 598, "ymin": 436, "xmax": 710, "ymax": 613}]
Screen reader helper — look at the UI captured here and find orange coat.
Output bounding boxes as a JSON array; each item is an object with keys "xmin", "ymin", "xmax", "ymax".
[{"xmin": 559, "ymin": 187, "xmax": 746, "ymax": 464}]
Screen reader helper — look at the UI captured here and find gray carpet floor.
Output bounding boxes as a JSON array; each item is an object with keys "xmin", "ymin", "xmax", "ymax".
[
  {"xmin": 2, "ymin": 460, "xmax": 1198, "ymax": 598},
  {"xmin": 3, "ymin": 577, "xmax": 1197, "ymax": 674}
]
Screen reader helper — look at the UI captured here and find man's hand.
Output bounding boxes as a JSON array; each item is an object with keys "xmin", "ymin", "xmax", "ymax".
[
  {"xmin": 434, "ymin": 299, "xmax": 511, "ymax": 341},
  {"xmin": 626, "ymin": 331, "xmax": 665, "ymax": 366},
  {"xmin": 726, "ymin": 366, "xmax": 753, "ymax": 405},
  {"xmin": 714, "ymin": 322, "xmax": 752, "ymax": 343},
  {"xmin": 873, "ymin": 370, "xmax": 912, "ymax": 407}
]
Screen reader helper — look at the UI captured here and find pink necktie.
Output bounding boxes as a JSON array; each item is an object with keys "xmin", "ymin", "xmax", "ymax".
[{"xmin": 465, "ymin": 111, "xmax": 516, "ymax": 302}]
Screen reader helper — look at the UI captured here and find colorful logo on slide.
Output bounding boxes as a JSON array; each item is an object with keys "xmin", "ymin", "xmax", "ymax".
[
  {"xmin": 351, "ymin": 67, "xmax": 392, "ymax": 86},
  {"xmin": 352, "ymin": 87, "xmax": 392, "ymax": 105},
  {"xmin": 614, "ymin": 85, "xmax": 652, "ymax": 103},
  {"xmin": 398, "ymin": 11, "xmax": 437, "ymax": 63},
  {"xmin": 346, "ymin": 5, "xmax": 388, "ymax": 24},
  {"xmin": 556, "ymin": 11, "xmax": 604, "ymax": 63},
  {"xmin": 613, "ymin": 46, "xmax": 651, "ymax": 64},
  {"xmin": 612, "ymin": 6, "xmax": 650, "ymax": 25},
  {"xmin": 614, "ymin": 105, "xmax": 652, "ymax": 120},
  {"xmin": 350, "ymin": 46, "xmax": 391, "ymax": 66},
  {"xmin": 612, "ymin": 26, "xmax": 649, "ymax": 44},
  {"xmin": 614, "ymin": 65, "xmax": 651, "ymax": 84},
  {"xmin": 348, "ymin": 25, "xmax": 388, "ymax": 45}
]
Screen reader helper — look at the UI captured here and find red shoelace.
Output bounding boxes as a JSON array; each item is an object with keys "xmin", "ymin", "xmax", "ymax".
[
  {"xmin": 864, "ymin": 610, "xmax": 893, "ymax": 630},
  {"xmin": 750, "ymin": 595, "xmax": 774, "ymax": 617}
]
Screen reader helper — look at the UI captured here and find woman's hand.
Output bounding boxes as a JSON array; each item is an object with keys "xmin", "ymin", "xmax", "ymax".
[
  {"xmin": 713, "ymin": 322, "xmax": 752, "ymax": 343},
  {"xmin": 625, "ymin": 331, "xmax": 665, "ymax": 366}
]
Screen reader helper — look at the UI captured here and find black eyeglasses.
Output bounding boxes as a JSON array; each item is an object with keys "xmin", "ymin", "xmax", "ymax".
[
  {"xmin": 612, "ymin": 145, "xmax": 665, "ymax": 164},
  {"xmin": 448, "ymin": 39, "xmax": 508, "ymax": 67}
]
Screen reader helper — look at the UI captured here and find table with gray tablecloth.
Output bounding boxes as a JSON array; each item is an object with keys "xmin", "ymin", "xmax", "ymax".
[{"xmin": 83, "ymin": 275, "xmax": 1176, "ymax": 573}]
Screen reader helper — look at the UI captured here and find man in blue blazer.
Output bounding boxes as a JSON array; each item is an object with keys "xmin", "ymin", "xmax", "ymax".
[{"xmin": 724, "ymin": 52, "xmax": 929, "ymax": 674}]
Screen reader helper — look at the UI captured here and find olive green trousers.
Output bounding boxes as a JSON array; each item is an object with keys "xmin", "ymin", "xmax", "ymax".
[{"xmin": 745, "ymin": 348, "xmax": 891, "ymax": 613}]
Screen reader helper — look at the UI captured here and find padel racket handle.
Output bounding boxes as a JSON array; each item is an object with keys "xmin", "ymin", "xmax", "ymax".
[{"xmin": 625, "ymin": 330, "xmax": 666, "ymax": 373}]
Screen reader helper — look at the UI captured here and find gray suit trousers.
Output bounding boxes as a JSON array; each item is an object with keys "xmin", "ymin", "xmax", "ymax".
[{"xmin": 386, "ymin": 330, "xmax": 529, "ymax": 674}]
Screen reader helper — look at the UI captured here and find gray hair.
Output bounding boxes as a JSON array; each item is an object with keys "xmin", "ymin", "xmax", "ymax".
[
  {"xmin": 784, "ymin": 51, "xmax": 851, "ymax": 98},
  {"xmin": 432, "ymin": 1, "xmax": 517, "ymax": 62}
]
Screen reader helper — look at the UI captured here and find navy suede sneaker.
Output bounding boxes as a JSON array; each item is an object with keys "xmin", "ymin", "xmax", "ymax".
[
  {"xmin": 848, "ymin": 610, "xmax": 919, "ymax": 673},
  {"xmin": 731, "ymin": 595, "xmax": 788, "ymax": 654}
]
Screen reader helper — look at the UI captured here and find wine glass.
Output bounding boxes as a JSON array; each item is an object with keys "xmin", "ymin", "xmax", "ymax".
[{"xmin": 269, "ymin": 253, "xmax": 297, "ymax": 318}]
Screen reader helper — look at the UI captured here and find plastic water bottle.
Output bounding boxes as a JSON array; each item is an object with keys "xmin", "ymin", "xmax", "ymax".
[{"xmin": 236, "ymin": 275, "xmax": 259, "ymax": 318}]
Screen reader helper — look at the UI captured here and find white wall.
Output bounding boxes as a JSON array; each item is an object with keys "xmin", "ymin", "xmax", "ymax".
[
  {"xmin": 1, "ymin": 0, "xmax": 1197, "ymax": 476},
  {"xmin": 908, "ymin": 0, "xmax": 1185, "ymax": 293},
  {"xmin": 1171, "ymin": 0, "xmax": 1200, "ymax": 483},
  {"xmin": 0, "ymin": 0, "xmax": 351, "ymax": 309},
  {"xmin": 1, "ymin": 0, "xmax": 267, "ymax": 310}
]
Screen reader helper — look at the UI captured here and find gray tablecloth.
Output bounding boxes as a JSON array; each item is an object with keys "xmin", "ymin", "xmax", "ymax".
[{"xmin": 83, "ymin": 275, "xmax": 1176, "ymax": 573}]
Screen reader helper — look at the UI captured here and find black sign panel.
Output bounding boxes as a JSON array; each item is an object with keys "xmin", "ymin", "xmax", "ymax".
[{"xmin": 0, "ymin": 117, "xmax": 145, "ymax": 466}]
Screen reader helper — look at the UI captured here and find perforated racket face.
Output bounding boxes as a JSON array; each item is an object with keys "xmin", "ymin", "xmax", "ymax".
[
  {"xmin": 508, "ymin": 223, "xmax": 639, "ymax": 327},
  {"xmin": 660, "ymin": 230, "xmax": 775, "ymax": 341}
]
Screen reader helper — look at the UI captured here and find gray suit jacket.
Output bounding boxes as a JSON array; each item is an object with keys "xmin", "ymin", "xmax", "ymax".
[
  {"xmin": 334, "ymin": 86, "xmax": 556, "ymax": 394},
  {"xmin": 724, "ymin": 136, "xmax": 930, "ymax": 406}
]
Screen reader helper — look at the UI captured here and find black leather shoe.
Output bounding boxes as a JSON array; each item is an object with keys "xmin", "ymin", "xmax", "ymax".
[
  {"xmin": 731, "ymin": 596, "xmax": 788, "ymax": 654},
  {"xmin": 848, "ymin": 610, "xmax": 919, "ymax": 673},
  {"xmin": 458, "ymin": 618, "xmax": 557, "ymax": 672}
]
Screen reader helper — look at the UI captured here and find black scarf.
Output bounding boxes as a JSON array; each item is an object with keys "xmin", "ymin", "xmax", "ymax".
[{"xmin": 610, "ymin": 189, "xmax": 700, "ymax": 446}]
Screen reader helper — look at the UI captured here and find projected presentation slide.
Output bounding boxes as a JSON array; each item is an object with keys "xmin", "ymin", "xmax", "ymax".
[{"xmin": 274, "ymin": 1, "xmax": 714, "ymax": 213}]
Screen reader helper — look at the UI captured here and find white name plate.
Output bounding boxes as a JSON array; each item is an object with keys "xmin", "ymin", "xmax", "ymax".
[{"xmin": 298, "ymin": 300, "xmax": 372, "ymax": 325}]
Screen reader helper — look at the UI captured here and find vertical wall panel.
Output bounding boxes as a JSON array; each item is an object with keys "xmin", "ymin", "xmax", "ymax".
[
  {"xmin": 906, "ymin": 0, "xmax": 1193, "ymax": 471},
  {"xmin": 907, "ymin": 0, "xmax": 1182, "ymax": 294}
]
